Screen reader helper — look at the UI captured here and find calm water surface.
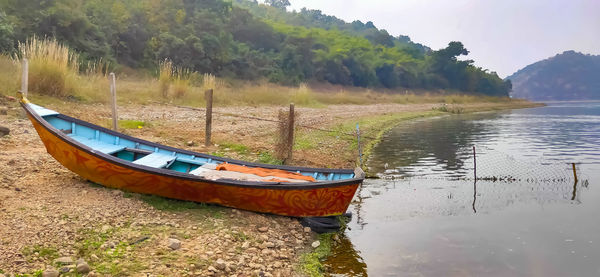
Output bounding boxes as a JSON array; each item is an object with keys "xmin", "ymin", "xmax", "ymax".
[{"xmin": 326, "ymin": 101, "xmax": 600, "ymax": 276}]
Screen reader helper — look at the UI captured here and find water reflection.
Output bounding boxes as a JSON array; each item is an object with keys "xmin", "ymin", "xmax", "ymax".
[
  {"xmin": 351, "ymin": 177, "xmax": 586, "ymax": 224},
  {"xmin": 472, "ymin": 180, "xmax": 477, "ymax": 213},
  {"xmin": 324, "ymin": 235, "xmax": 367, "ymax": 277},
  {"xmin": 351, "ymin": 181, "xmax": 367, "ymax": 229},
  {"xmin": 327, "ymin": 102, "xmax": 600, "ymax": 276},
  {"xmin": 368, "ymin": 112, "xmax": 503, "ymax": 178}
]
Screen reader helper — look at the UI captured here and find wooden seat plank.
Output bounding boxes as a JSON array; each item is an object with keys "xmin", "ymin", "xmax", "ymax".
[
  {"xmin": 132, "ymin": 153, "xmax": 175, "ymax": 168},
  {"xmin": 69, "ymin": 135, "xmax": 125, "ymax": 154}
]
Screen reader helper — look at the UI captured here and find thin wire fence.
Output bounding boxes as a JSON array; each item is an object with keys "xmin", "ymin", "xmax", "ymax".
[
  {"xmin": 174, "ymin": 104, "xmax": 376, "ymax": 140},
  {"xmin": 363, "ymin": 177, "xmax": 588, "ymax": 217},
  {"xmin": 377, "ymin": 144, "xmax": 587, "ymax": 183},
  {"xmin": 472, "ymin": 145, "xmax": 576, "ymax": 183},
  {"xmin": 352, "ymin": 146, "xmax": 591, "ymax": 224},
  {"xmin": 175, "ymin": 102, "xmax": 590, "ymax": 189}
]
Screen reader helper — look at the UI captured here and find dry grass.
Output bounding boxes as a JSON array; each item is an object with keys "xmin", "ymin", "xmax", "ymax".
[
  {"xmin": 172, "ymin": 68, "xmax": 191, "ymax": 99},
  {"xmin": 6, "ymin": 37, "xmax": 110, "ymax": 102},
  {"xmin": 158, "ymin": 59, "xmax": 194, "ymax": 99},
  {"xmin": 84, "ymin": 58, "xmax": 110, "ymax": 77},
  {"xmin": 158, "ymin": 59, "xmax": 172, "ymax": 98},
  {"xmin": 292, "ymin": 83, "xmax": 321, "ymax": 107},
  {"xmin": 4, "ymin": 56, "xmax": 521, "ymax": 108},
  {"xmin": 0, "ymin": 55, "xmax": 19, "ymax": 96},
  {"xmin": 18, "ymin": 37, "xmax": 79, "ymax": 97},
  {"xmin": 201, "ymin": 73, "xmax": 217, "ymax": 91}
]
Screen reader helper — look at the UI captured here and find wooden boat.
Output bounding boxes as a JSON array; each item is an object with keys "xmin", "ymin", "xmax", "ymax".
[{"xmin": 19, "ymin": 94, "xmax": 364, "ymax": 217}]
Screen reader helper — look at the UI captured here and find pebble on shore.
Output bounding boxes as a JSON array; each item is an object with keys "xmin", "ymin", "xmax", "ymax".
[
  {"xmin": 41, "ymin": 269, "xmax": 59, "ymax": 277},
  {"xmin": 76, "ymin": 262, "xmax": 91, "ymax": 274},
  {"xmin": 167, "ymin": 238, "xmax": 182, "ymax": 250},
  {"xmin": 54, "ymin": 257, "xmax": 74, "ymax": 265},
  {"xmin": 311, "ymin": 241, "xmax": 321, "ymax": 248},
  {"xmin": 258, "ymin": 226, "xmax": 269, "ymax": 232},
  {"xmin": 0, "ymin": 126, "xmax": 10, "ymax": 137},
  {"xmin": 76, "ymin": 259, "xmax": 91, "ymax": 274}
]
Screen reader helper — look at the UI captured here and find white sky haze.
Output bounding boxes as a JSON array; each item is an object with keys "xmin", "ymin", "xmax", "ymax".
[{"xmin": 288, "ymin": 0, "xmax": 600, "ymax": 77}]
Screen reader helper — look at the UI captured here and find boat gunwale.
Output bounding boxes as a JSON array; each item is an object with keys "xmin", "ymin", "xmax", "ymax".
[{"xmin": 22, "ymin": 102, "xmax": 363, "ymax": 190}]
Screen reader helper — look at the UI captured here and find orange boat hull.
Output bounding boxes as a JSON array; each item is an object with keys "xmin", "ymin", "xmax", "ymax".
[{"xmin": 26, "ymin": 112, "xmax": 360, "ymax": 217}]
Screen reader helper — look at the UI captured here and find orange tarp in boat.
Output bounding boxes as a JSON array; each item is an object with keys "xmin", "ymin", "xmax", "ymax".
[{"xmin": 216, "ymin": 163, "xmax": 316, "ymax": 182}]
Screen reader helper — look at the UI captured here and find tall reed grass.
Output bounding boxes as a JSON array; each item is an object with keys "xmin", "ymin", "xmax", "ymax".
[
  {"xmin": 158, "ymin": 59, "xmax": 173, "ymax": 98},
  {"xmin": 202, "ymin": 73, "xmax": 216, "ymax": 91},
  {"xmin": 0, "ymin": 55, "xmax": 19, "ymax": 96},
  {"xmin": 158, "ymin": 59, "xmax": 193, "ymax": 99},
  {"xmin": 172, "ymin": 68, "xmax": 192, "ymax": 98},
  {"xmin": 12, "ymin": 37, "xmax": 110, "ymax": 101},
  {"xmin": 84, "ymin": 58, "xmax": 110, "ymax": 77},
  {"xmin": 292, "ymin": 83, "xmax": 320, "ymax": 106},
  {"xmin": 18, "ymin": 37, "xmax": 79, "ymax": 97}
]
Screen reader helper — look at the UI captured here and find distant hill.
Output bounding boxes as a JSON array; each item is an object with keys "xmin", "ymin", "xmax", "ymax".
[{"xmin": 507, "ymin": 51, "xmax": 600, "ymax": 100}]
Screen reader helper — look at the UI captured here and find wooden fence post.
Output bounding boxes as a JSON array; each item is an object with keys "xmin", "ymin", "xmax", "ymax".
[
  {"xmin": 21, "ymin": 59, "xmax": 28, "ymax": 97},
  {"xmin": 109, "ymin": 73, "xmax": 118, "ymax": 131},
  {"xmin": 572, "ymin": 163, "xmax": 578, "ymax": 184},
  {"xmin": 205, "ymin": 89, "xmax": 213, "ymax": 146},
  {"xmin": 356, "ymin": 123, "xmax": 363, "ymax": 167},
  {"xmin": 473, "ymin": 146, "xmax": 477, "ymax": 180},
  {"xmin": 286, "ymin": 103, "xmax": 295, "ymax": 163}
]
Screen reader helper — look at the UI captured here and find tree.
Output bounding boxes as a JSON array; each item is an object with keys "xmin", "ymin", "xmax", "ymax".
[
  {"xmin": 440, "ymin": 41, "xmax": 469, "ymax": 59},
  {"xmin": 426, "ymin": 41, "xmax": 471, "ymax": 89},
  {"xmin": 265, "ymin": 0, "xmax": 290, "ymax": 9},
  {"xmin": 375, "ymin": 63, "xmax": 399, "ymax": 88},
  {"xmin": 228, "ymin": 7, "xmax": 280, "ymax": 51},
  {"xmin": 364, "ymin": 29, "xmax": 394, "ymax": 47},
  {"xmin": 0, "ymin": 12, "xmax": 14, "ymax": 53}
]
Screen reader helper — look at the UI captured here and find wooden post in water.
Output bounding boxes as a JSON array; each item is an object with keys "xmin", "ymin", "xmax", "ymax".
[
  {"xmin": 572, "ymin": 163, "xmax": 578, "ymax": 184},
  {"xmin": 21, "ymin": 59, "xmax": 28, "ymax": 97},
  {"xmin": 205, "ymin": 89, "xmax": 213, "ymax": 146},
  {"xmin": 356, "ymin": 123, "xmax": 363, "ymax": 167},
  {"xmin": 286, "ymin": 103, "xmax": 295, "ymax": 163},
  {"xmin": 109, "ymin": 73, "xmax": 118, "ymax": 131},
  {"xmin": 473, "ymin": 146, "xmax": 477, "ymax": 180}
]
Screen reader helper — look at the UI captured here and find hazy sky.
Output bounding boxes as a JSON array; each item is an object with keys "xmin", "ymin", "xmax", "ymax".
[{"xmin": 288, "ymin": 0, "xmax": 600, "ymax": 77}]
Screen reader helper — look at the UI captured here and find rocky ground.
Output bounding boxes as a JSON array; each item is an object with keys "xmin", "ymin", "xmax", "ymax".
[
  {"xmin": 0, "ymin": 96, "xmax": 538, "ymax": 276},
  {"xmin": 0, "ymin": 102, "xmax": 316, "ymax": 276}
]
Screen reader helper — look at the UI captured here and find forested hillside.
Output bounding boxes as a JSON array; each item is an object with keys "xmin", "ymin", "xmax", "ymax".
[
  {"xmin": 507, "ymin": 51, "xmax": 600, "ymax": 100},
  {"xmin": 0, "ymin": 0, "xmax": 511, "ymax": 96},
  {"xmin": 232, "ymin": 0, "xmax": 430, "ymax": 56}
]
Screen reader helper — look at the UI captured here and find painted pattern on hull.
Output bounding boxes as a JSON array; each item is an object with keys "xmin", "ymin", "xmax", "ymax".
[{"xmin": 27, "ymin": 113, "xmax": 359, "ymax": 217}]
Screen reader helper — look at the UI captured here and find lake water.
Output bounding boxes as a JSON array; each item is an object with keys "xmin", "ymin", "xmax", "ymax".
[{"xmin": 326, "ymin": 101, "xmax": 600, "ymax": 276}]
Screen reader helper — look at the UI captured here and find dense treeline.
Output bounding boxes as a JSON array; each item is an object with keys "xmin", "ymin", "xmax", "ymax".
[{"xmin": 0, "ymin": 0, "xmax": 511, "ymax": 96}]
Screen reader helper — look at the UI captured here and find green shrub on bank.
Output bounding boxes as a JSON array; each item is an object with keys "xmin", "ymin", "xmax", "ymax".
[{"xmin": 301, "ymin": 233, "xmax": 334, "ymax": 277}]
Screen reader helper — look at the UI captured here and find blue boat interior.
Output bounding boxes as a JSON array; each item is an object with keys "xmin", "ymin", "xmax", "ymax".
[{"xmin": 30, "ymin": 104, "xmax": 355, "ymax": 181}]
